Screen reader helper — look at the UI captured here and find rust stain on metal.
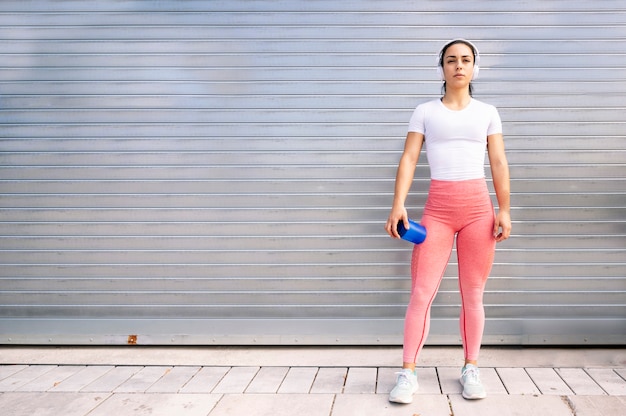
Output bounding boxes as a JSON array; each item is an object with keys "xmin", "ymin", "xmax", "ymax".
[{"xmin": 127, "ymin": 335, "xmax": 138, "ymax": 345}]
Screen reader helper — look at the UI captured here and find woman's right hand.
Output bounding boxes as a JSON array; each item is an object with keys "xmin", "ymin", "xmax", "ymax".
[
  {"xmin": 385, "ymin": 132, "xmax": 423, "ymax": 239},
  {"xmin": 385, "ymin": 206, "xmax": 409, "ymax": 239}
]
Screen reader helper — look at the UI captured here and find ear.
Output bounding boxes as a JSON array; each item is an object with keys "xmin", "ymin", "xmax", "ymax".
[
  {"xmin": 437, "ymin": 65, "xmax": 444, "ymax": 81},
  {"xmin": 472, "ymin": 64, "xmax": 480, "ymax": 80}
]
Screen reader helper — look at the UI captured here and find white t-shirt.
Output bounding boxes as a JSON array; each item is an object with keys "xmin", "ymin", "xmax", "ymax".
[{"xmin": 408, "ymin": 98, "xmax": 502, "ymax": 181}]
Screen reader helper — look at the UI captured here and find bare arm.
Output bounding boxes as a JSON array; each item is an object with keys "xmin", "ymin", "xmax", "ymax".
[
  {"xmin": 487, "ymin": 133, "xmax": 511, "ymax": 242},
  {"xmin": 385, "ymin": 132, "xmax": 424, "ymax": 238}
]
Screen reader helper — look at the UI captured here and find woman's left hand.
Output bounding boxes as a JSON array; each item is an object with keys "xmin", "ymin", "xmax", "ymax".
[{"xmin": 494, "ymin": 210, "xmax": 511, "ymax": 242}]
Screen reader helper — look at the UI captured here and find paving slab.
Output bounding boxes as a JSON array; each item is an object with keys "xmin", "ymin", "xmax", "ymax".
[
  {"xmin": 437, "ymin": 366, "xmax": 463, "ymax": 395},
  {"xmin": 343, "ymin": 367, "xmax": 377, "ymax": 393},
  {"xmin": 496, "ymin": 367, "xmax": 541, "ymax": 395},
  {"xmin": 0, "ymin": 392, "xmax": 109, "ymax": 416},
  {"xmin": 441, "ymin": 367, "xmax": 506, "ymax": 395},
  {"xmin": 277, "ymin": 367, "xmax": 318, "ymax": 393},
  {"xmin": 375, "ymin": 367, "xmax": 398, "ymax": 394},
  {"xmin": 0, "ymin": 365, "xmax": 27, "ymax": 381},
  {"xmin": 245, "ymin": 366, "xmax": 289, "ymax": 393},
  {"xmin": 416, "ymin": 367, "xmax": 444, "ymax": 395},
  {"xmin": 585, "ymin": 368, "xmax": 626, "ymax": 396},
  {"xmin": 0, "ymin": 365, "xmax": 56, "ymax": 392},
  {"xmin": 16, "ymin": 365, "xmax": 85, "ymax": 392},
  {"xmin": 114, "ymin": 366, "xmax": 172, "ymax": 393},
  {"xmin": 88, "ymin": 393, "xmax": 221, "ymax": 416},
  {"xmin": 556, "ymin": 368, "xmax": 607, "ymax": 395},
  {"xmin": 146, "ymin": 365, "xmax": 200, "ymax": 393},
  {"xmin": 332, "ymin": 394, "xmax": 451, "ymax": 416},
  {"xmin": 480, "ymin": 368, "xmax": 508, "ymax": 395},
  {"xmin": 414, "ymin": 367, "xmax": 441, "ymax": 395},
  {"xmin": 449, "ymin": 394, "xmax": 574, "ymax": 416},
  {"xmin": 526, "ymin": 367, "xmax": 574, "ymax": 395},
  {"xmin": 310, "ymin": 367, "xmax": 347, "ymax": 393},
  {"xmin": 80, "ymin": 365, "xmax": 142, "ymax": 392},
  {"xmin": 566, "ymin": 395, "xmax": 626, "ymax": 416},
  {"xmin": 51, "ymin": 365, "xmax": 114, "ymax": 392},
  {"xmin": 209, "ymin": 394, "xmax": 334, "ymax": 416},
  {"xmin": 212, "ymin": 366, "xmax": 259, "ymax": 394},
  {"xmin": 179, "ymin": 366, "xmax": 230, "ymax": 393}
]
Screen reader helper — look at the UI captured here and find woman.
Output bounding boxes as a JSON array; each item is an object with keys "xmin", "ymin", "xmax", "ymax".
[{"xmin": 385, "ymin": 39, "xmax": 511, "ymax": 403}]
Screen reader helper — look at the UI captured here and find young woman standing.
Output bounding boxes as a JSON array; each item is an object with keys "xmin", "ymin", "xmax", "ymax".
[{"xmin": 385, "ymin": 39, "xmax": 511, "ymax": 403}]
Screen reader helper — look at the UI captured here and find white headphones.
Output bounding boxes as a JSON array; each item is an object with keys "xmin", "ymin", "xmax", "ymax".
[{"xmin": 437, "ymin": 39, "xmax": 480, "ymax": 81}]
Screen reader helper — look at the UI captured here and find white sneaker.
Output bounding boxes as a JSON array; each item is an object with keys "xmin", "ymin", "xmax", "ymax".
[
  {"xmin": 460, "ymin": 364, "xmax": 487, "ymax": 399},
  {"xmin": 389, "ymin": 369, "xmax": 419, "ymax": 404}
]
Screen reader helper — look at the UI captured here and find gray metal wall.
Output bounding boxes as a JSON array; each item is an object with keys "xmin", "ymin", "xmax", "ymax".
[{"xmin": 0, "ymin": 1, "xmax": 624, "ymax": 345}]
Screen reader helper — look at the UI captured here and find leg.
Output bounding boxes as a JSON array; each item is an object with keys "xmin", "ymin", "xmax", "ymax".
[
  {"xmin": 456, "ymin": 213, "xmax": 496, "ymax": 362},
  {"xmin": 391, "ymin": 215, "xmax": 455, "ymax": 405},
  {"xmin": 402, "ymin": 216, "xmax": 455, "ymax": 365}
]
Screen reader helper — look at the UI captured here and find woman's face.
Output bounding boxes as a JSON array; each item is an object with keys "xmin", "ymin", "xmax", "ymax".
[{"xmin": 441, "ymin": 43, "xmax": 476, "ymax": 86}]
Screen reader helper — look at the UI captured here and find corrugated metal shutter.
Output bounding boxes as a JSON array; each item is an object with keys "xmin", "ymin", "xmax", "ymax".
[{"xmin": 0, "ymin": 0, "xmax": 624, "ymax": 345}]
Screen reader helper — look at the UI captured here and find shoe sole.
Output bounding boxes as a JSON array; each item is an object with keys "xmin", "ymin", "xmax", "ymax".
[
  {"xmin": 460, "ymin": 377, "xmax": 487, "ymax": 400},
  {"xmin": 462, "ymin": 391, "xmax": 487, "ymax": 400},
  {"xmin": 388, "ymin": 396, "xmax": 413, "ymax": 404}
]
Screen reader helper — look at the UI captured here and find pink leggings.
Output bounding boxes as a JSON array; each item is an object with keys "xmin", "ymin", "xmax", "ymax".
[{"xmin": 403, "ymin": 178, "xmax": 496, "ymax": 363}]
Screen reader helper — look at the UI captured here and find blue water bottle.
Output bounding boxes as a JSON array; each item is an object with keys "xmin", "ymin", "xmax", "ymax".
[{"xmin": 397, "ymin": 219, "xmax": 427, "ymax": 244}]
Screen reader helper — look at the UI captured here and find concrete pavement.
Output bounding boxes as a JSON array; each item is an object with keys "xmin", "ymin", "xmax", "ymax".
[{"xmin": 0, "ymin": 346, "xmax": 624, "ymax": 415}]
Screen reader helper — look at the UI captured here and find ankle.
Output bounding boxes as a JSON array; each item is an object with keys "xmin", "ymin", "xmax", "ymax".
[{"xmin": 402, "ymin": 362, "xmax": 416, "ymax": 372}]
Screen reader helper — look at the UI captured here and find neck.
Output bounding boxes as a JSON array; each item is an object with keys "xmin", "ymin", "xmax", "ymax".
[{"xmin": 441, "ymin": 88, "xmax": 472, "ymax": 110}]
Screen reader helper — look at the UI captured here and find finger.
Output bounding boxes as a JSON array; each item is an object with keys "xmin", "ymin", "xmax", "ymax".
[
  {"xmin": 394, "ymin": 216, "xmax": 407, "ymax": 239},
  {"xmin": 392, "ymin": 221, "xmax": 401, "ymax": 239},
  {"xmin": 501, "ymin": 222, "xmax": 511, "ymax": 240},
  {"xmin": 386, "ymin": 220, "xmax": 399, "ymax": 238},
  {"xmin": 396, "ymin": 216, "xmax": 410, "ymax": 239},
  {"xmin": 384, "ymin": 221, "xmax": 392, "ymax": 237},
  {"xmin": 495, "ymin": 228, "xmax": 510, "ymax": 242}
]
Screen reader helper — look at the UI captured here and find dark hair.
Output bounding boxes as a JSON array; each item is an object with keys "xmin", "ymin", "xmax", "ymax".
[{"xmin": 438, "ymin": 39, "xmax": 478, "ymax": 96}]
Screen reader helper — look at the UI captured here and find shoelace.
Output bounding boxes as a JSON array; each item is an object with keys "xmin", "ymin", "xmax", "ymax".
[
  {"xmin": 394, "ymin": 371, "xmax": 414, "ymax": 388},
  {"xmin": 461, "ymin": 367, "xmax": 481, "ymax": 385}
]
